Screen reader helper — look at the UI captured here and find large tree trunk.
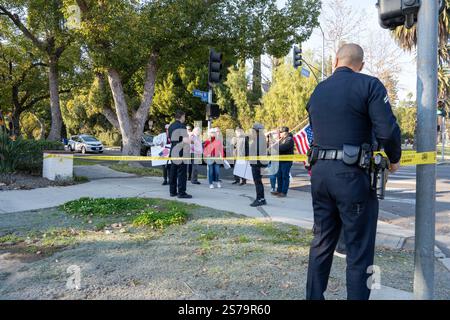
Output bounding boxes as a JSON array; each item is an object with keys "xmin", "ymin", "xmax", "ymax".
[
  {"xmin": 47, "ymin": 56, "xmax": 63, "ymax": 141},
  {"xmin": 11, "ymin": 110, "xmax": 21, "ymax": 138},
  {"xmin": 107, "ymin": 54, "xmax": 158, "ymax": 156},
  {"xmin": 96, "ymin": 73, "xmax": 120, "ymax": 130}
]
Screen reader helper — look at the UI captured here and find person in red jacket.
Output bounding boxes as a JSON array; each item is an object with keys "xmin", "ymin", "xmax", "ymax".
[{"xmin": 203, "ymin": 128, "xmax": 224, "ymax": 189}]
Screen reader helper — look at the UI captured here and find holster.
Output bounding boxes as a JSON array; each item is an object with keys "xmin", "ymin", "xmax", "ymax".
[
  {"xmin": 307, "ymin": 147, "xmax": 319, "ymax": 166},
  {"xmin": 342, "ymin": 144, "xmax": 361, "ymax": 166}
]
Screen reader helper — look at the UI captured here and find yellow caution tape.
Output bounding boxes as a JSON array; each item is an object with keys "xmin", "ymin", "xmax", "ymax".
[{"xmin": 43, "ymin": 151, "xmax": 437, "ymax": 166}]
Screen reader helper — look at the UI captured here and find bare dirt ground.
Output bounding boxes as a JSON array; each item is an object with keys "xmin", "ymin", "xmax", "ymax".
[
  {"xmin": 0, "ymin": 201, "xmax": 449, "ymax": 300},
  {"xmin": 0, "ymin": 173, "xmax": 87, "ymax": 191}
]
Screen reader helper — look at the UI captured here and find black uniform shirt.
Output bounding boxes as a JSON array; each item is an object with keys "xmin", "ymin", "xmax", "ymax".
[
  {"xmin": 168, "ymin": 120, "xmax": 188, "ymax": 157},
  {"xmin": 307, "ymin": 67, "xmax": 402, "ymax": 164}
]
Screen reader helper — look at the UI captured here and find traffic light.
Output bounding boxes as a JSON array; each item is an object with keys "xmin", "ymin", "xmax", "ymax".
[
  {"xmin": 206, "ymin": 103, "xmax": 220, "ymax": 119},
  {"xmin": 293, "ymin": 46, "xmax": 302, "ymax": 69},
  {"xmin": 209, "ymin": 49, "xmax": 223, "ymax": 85},
  {"xmin": 376, "ymin": 0, "xmax": 422, "ymax": 30}
]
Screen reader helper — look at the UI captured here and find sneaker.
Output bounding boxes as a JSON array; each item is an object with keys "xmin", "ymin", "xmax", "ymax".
[
  {"xmin": 217, "ymin": 182, "xmax": 222, "ymax": 188},
  {"xmin": 270, "ymin": 188, "xmax": 275, "ymax": 193},
  {"xmin": 250, "ymin": 199, "xmax": 267, "ymax": 207},
  {"xmin": 178, "ymin": 193, "xmax": 193, "ymax": 199},
  {"xmin": 210, "ymin": 184, "xmax": 215, "ymax": 189}
]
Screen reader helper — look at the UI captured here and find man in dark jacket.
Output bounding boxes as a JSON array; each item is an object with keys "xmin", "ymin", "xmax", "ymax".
[
  {"xmin": 168, "ymin": 110, "xmax": 192, "ymax": 199},
  {"xmin": 249, "ymin": 123, "xmax": 268, "ymax": 207},
  {"xmin": 273, "ymin": 126, "xmax": 294, "ymax": 197}
]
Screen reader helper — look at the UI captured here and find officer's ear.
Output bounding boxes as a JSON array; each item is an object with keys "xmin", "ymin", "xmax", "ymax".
[
  {"xmin": 358, "ymin": 62, "xmax": 365, "ymax": 72},
  {"xmin": 334, "ymin": 57, "xmax": 339, "ymax": 70}
]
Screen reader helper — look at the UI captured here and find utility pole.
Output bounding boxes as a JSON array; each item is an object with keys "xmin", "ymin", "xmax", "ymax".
[
  {"xmin": 414, "ymin": 0, "xmax": 439, "ymax": 300},
  {"xmin": 319, "ymin": 25, "xmax": 325, "ymax": 81},
  {"xmin": 443, "ymin": 116, "xmax": 447, "ymax": 161},
  {"xmin": 208, "ymin": 87, "xmax": 213, "ymax": 132}
]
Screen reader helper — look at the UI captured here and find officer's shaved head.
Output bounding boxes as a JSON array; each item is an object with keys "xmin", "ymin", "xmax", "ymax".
[{"xmin": 335, "ymin": 43, "xmax": 365, "ymax": 72}]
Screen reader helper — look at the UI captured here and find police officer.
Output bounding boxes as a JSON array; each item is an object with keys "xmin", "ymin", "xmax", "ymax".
[
  {"xmin": 306, "ymin": 44, "xmax": 401, "ymax": 300},
  {"xmin": 168, "ymin": 110, "xmax": 192, "ymax": 199}
]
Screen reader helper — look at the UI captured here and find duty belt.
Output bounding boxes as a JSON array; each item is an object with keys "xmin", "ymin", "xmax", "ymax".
[{"xmin": 317, "ymin": 149, "xmax": 343, "ymax": 160}]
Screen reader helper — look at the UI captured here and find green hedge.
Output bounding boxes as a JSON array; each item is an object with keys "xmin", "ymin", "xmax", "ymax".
[{"xmin": 16, "ymin": 139, "xmax": 64, "ymax": 174}]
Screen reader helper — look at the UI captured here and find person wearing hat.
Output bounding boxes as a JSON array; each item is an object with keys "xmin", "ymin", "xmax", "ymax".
[
  {"xmin": 272, "ymin": 126, "xmax": 294, "ymax": 197},
  {"xmin": 249, "ymin": 123, "xmax": 268, "ymax": 207}
]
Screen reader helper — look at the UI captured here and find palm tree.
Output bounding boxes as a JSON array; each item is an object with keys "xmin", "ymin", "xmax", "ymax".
[{"xmin": 392, "ymin": 0, "xmax": 450, "ymax": 105}]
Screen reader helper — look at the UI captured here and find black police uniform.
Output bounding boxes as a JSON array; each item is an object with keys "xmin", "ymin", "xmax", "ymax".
[
  {"xmin": 306, "ymin": 66, "xmax": 401, "ymax": 300},
  {"xmin": 168, "ymin": 120, "xmax": 189, "ymax": 197}
]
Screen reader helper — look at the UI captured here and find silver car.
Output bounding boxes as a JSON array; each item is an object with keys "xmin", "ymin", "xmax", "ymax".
[{"xmin": 68, "ymin": 135, "xmax": 104, "ymax": 154}]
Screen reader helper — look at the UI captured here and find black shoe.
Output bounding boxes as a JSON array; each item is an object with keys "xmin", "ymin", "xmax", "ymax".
[
  {"xmin": 178, "ymin": 193, "xmax": 193, "ymax": 199},
  {"xmin": 277, "ymin": 193, "xmax": 287, "ymax": 198},
  {"xmin": 239, "ymin": 181, "xmax": 247, "ymax": 186},
  {"xmin": 250, "ymin": 199, "xmax": 267, "ymax": 207},
  {"xmin": 191, "ymin": 181, "xmax": 201, "ymax": 185},
  {"xmin": 162, "ymin": 181, "xmax": 168, "ymax": 186},
  {"xmin": 232, "ymin": 181, "xmax": 239, "ymax": 185},
  {"xmin": 170, "ymin": 193, "xmax": 178, "ymax": 197}
]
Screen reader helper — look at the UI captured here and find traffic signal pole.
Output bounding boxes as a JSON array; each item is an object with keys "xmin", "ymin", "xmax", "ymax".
[
  {"xmin": 414, "ymin": 0, "xmax": 439, "ymax": 300},
  {"xmin": 208, "ymin": 87, "xmax": 212, "ymax": 132},
  {"xmin": 442, "ymin": 116, "xmax": 446, "ymax": 162}
]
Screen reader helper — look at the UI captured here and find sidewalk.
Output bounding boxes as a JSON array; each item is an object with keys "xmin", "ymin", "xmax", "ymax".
[
  {"xmin": 0, "ymin": 165, "xmax": 443, "ymax": 300},
  {"xmin": 0, "ymin": 165, "xmax": 416, "ymax": 250}
]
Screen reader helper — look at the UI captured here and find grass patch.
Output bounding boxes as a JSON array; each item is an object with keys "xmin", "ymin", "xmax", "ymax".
[
  {"xmin": 41, "ymin": 228, "xmax": 79, "ymax": 247},
  {"xmin": 256, "ymin": 222, "xmax": 313, "ymax": 245},
  {"xmin": 0, "ymin": 234, "xmax": 24, "ymax": 244},
  {"xmin": 132, "ymin": 207, "xmax": 188, "ymax": 229},
  {"xmin": 61, "ymin": 197, "xmax": 158, "ymax": 216},
  {"xmin": 233, "ymin": 235, "xmax": 251, "ymax": 244},
  {"xmin": 74, "ymin": 158, "xmax": 103, "ymax": 166},
  {"xmin": 110, "ymin": 163, "xmax": 163, "ymax": 177},
  {"xmin": 198, "ymin": 230, "xmax": 220, "ymax": 241},
  {"xmin": 74, "ymin": 175, "xmax": 89, "ymax": 183}
]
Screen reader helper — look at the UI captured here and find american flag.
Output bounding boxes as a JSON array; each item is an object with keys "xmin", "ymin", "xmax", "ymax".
[{"xmin": 293, "ymin": 124, "xmax": 314, "ymax": 155}]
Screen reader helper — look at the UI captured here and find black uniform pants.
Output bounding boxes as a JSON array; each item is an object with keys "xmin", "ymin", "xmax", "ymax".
[
  {"xmin": 251, "ymin": 166, "xmax": 265, "ymax": 200},
  {"xmin": 306, "ymin": 161, "xmax": 379, "ymax": 300},
  {"xmin": 169, "ymin": 163, "xmax": 187, "ymax": 195},
  {"xmin": 163, "ymin": 163, "xmax": 171, "ymax": 183}
]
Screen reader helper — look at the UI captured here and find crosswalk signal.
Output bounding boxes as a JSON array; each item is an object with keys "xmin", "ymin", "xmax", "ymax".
[
  {"xmin": 376, "ymin": 0, "xmax": 422, "ymax": 30},
  {"xmin": 209, "ymin": 49, "xmax": 223, "ymax": 85},
  {"xmin": 206, "ymin": 103, "xmax": 220, "ymax": 119},
  {"xmin": 293, "ymin": 46, "xmax": 302, "ymax": 69}
]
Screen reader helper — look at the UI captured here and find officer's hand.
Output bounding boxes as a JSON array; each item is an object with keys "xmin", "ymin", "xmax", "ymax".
[{"xmin": 389, "ymin": 162, "xmax": 400, "ymax": 173}]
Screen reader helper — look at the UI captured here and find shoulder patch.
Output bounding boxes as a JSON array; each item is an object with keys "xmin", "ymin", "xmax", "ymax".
[{"xmin": 384, "ymin": 95, "xmax": 389, "ymax": 104}]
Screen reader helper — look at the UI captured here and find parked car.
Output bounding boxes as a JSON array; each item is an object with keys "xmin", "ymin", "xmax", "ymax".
[
  {"xmin": 140, "ymin": 134, "xmax": 154, "ymax": 156},
  {"xmin": 68, "ymin": 135, "xmax": 104, "ymax": 154}
]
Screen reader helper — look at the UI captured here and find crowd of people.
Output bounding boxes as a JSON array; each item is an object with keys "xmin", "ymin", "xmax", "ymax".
[{"xmin": 152, "ymin": 110, "xmax": 296, "ymax": 207}]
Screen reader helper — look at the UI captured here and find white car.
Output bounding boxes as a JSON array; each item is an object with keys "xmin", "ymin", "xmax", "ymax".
[{"xmin": 68, "ymin": 135, "xmax": 104, "ymax": 154}]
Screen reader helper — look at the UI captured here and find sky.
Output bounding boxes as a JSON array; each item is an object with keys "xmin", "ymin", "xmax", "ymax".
[{"xmin": 277, "ymin": 0, "xmax": 417, "ymax": 100}]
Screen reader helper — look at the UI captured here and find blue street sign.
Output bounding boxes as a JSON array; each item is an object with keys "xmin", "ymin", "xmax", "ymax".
[
  {"xmin": 193, "ymin": 89, "xmax": 209, "ymax": 103},
  {"xmin": 301, "ymin": 68, "xmax": 310, "ymax": 78}
]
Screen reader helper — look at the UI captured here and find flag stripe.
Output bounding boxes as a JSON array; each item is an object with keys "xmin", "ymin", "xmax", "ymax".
[{"xmin": 301, "ymin": 131, "xmax": 309, "ymax": 150}]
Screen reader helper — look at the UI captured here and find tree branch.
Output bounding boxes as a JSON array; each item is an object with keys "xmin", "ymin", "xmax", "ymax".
[{"xmin": 0, "ymin": 5, "xmax": 46, "ymax": 52}]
